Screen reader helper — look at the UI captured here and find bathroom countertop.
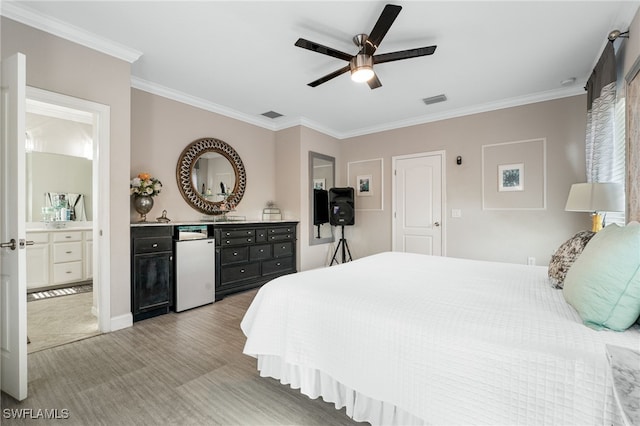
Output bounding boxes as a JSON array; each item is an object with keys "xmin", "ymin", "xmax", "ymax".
[{"xmin": 26, "ymin": 222, "xmax": 93, "ymax": 232}]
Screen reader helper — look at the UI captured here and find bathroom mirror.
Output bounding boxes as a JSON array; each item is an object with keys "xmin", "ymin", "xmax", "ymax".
[
  {"xmin": 309, "ymin": 151, "xmax": 335, "ymax": 246},
  {"xmin": 25, "ymin": 110, "xmax": 93, "ymax": 223},
  {"xmin": 177, "ymin": 137, "xmax": 246, "ymax": 215}
]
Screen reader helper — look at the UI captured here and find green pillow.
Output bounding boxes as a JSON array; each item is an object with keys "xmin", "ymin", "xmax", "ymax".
[{"xmin": 563, "ymin": 223, "xmax": 640, "ymax": 331}]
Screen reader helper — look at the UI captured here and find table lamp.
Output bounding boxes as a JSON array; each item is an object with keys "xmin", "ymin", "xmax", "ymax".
[{"xmin": 565, "ymin": 182, "xmax": 624, "ymax": 232}]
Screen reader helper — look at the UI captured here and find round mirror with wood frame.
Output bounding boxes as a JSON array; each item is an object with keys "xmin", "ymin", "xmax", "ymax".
[{"xmin": 176, "ymin": 137, "xmax": 246, "ymax": 215}]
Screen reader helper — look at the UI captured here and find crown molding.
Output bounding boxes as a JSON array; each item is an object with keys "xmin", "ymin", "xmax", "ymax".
[
  {"xmin": 131, "ymin": 76, "xmax": 280, "ymax": 131},
  {"xmin": 1, "ymin": 2, "xmax": 142, "ymax": 63},
  {"xmin": 337, "ymin": 85, "xmax": 586, "ymax": 139},
  {"xmin": 133, "ymin": 74, "xmax": 585, "ymax": 140}
]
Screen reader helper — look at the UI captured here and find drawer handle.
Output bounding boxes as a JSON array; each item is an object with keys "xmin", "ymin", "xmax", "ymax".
[
  {"xmin": 65, "ymin": 236, "xmax": 72, "ymax": 239},
  {"xmin": 276, "ymin": 262, "xmax": 281, "ymax": 266},
  {"xmin": 247, "ymin": 231, "xmax": 252, "ymax": 235},
  {"xmin": 226, "ymin": 240, "xmax": 230, "ymax": 244},
  {"xmin": 225, "ymin": 232, "xmax": 231, "ymax": 236},
  {"xmin": 259, "ymin": 249, "xmax": 264, "ymax": 253},
  {"xmin": 152, "ymin": 243, "xmax": 158, "ymax": 248},
  {"xmin": 65, "ymin": 251, "xmax": 72, "ymax": 254},
  {"xmin": 233, "ymin": 252, "xmax": 238, "ymax": 256},
  {"xmin": 66, "ymin": 271, "xmax": 72, "ymax": 274},
  {"xmin": 247, "ymin": 238, "xmax": 252, "ymax": 242},
  {"xmin": 240, "ymin": 269, "xmax": 245, "ymax": 273}
]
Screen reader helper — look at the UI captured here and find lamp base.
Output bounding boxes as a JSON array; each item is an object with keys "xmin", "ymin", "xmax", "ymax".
[{"xmin": 591, "ymin": 213, "xmax": 603, "ymax": 232}]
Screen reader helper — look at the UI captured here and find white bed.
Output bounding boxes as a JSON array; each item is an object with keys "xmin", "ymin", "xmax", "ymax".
[{"xmin": 241, "ymin": 252, "xmax": 640, "ymax": 425}]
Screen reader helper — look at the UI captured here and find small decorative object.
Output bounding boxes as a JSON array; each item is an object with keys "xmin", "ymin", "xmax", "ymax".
[
  {"xmin": 130, "ymin": 172, "xmax": 163, "ymax": 222},
  {"xmin": 262, "ymin": 201, "xmax": 282, "ymax": 221},
  {"xmin": 156, "ymin": 210, "xmax": 171, "ymax": 223}
]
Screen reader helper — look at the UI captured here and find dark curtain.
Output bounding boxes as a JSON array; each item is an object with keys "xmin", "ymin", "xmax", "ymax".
[{"xmin": 585, "ymin": 42, "xmax": 617, "ymax": 183}]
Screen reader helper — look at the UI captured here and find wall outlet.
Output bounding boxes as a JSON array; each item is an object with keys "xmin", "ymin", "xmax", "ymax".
[
  {"xmin": 527, "ymin": 257, "xmax": 536, "ymax": 266},
  {"xmin": 451, "ymin": 209, "xmax": 462, "ymax": 218}
]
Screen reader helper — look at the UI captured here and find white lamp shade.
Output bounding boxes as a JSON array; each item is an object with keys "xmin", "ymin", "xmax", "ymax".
[{"xmin": 565, "ymin": 182, "xmax": 624, "ymax": 212}]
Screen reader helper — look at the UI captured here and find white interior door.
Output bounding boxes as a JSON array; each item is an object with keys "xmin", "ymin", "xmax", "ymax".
[
  {"xmin": 1, "ymin": 52, "xmax": 28, "ymax": 401},
  {"xmin": 392, "ymin": 152, "xmax": 444, "ymax": 255}
]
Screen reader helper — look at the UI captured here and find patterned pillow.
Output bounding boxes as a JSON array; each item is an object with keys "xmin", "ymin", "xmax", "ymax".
[{"xmin": 548, "ymin": 230, "xmax": 596, "ymax": 289}]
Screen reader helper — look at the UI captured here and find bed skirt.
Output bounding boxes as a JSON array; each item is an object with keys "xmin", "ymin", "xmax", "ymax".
[{"xmin": 256, "ymin": 354, "xmax": 424, "ymax": 426}]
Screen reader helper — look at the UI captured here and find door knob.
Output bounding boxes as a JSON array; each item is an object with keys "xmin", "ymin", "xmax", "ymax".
[
  {"xmin": 0, "ymin": 239, "xmax": 16, "ymax": 250},
  {"xmin": 434, "ymin": 222, "xmax": 440, "ymax": 227}
]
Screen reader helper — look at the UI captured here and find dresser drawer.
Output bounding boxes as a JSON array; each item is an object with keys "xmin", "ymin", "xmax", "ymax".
[
  {"xmin": 221, "ymin": 236, "xmax": 254, "ymax": 246},
  {"xmin": 220, "ymin": 229, "xmax": 255, "ymax": 239},
  {"xmin": 53, "ymin": 241, "xmax": 83, "ymax": 263},
  {"xmin": 221, "ymin": 262, "xmax": 260, "ymax": 285},
  {"xmin": 134, "ymin": 236, "xmax": 172, "ymax": 254},
  {"xmin": 221, "ymin": 246, "xmax": 249, "ymax": 265},
  {"xmin": 262, "ymin": 257, "xmax": 294, "ymax": 276},
  {"xmin": 267, "ymin": 226, "xmax": 295, "ymax": 235},
  {"xmin": 273, "ymin": 242, "xmax": 293, "ymax": 258},
  {"xmin": 255, "ymin": 229, "xmax": 267, "ymax": 242},
  {"xmin": 52, "ymin": 231, "xmax": 82, "ymax": 242},
  {"xmin": 268, "ymin": 233, "xmax": 294, "ymax": 242},
  {"xmin": 250, "ymin": 244, "xmax": 272, "ymax": 261},
  {"xmin": 53, "ymin": 261, "xmax": 83, "ymax": 284}
]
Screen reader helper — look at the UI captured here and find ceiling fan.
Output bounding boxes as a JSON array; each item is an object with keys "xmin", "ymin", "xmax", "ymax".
[{"xmin": 295, "ymin": 4, "xmax": 437, "ymax": 89}]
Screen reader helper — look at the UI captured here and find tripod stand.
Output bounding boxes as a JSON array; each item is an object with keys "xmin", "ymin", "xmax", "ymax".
[{"xmin": 330, "ymin": 225, "xmax": 353, "ymax": 265}]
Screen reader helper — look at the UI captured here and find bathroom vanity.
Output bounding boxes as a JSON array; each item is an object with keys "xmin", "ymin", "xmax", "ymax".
[
  {"xmin": 26, "ymin": 225, "xmax": 93, "ymax": 291},
  {"xmin": 130, "ymin": 220, "xmax": 298, "ymax": 322}
]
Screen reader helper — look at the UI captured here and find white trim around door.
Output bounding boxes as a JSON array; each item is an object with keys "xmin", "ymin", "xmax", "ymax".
[{"xmin": 392, "ymin": 151, "xmax": 446, "ymax": 256}]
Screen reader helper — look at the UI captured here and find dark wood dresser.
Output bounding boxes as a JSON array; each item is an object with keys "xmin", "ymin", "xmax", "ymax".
[{"xmin": 214, "ymin": 221, "xmax": 297, "ymax": 300}]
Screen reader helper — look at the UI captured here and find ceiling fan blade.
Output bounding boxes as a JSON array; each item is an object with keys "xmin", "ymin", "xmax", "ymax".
[
  {"xmin": 373, "ymin": 45, "xmax": 437, "ymax": 64},
  {"xmin": 367, "ymin": 74, "xmax": 382, "ymax": 90},
  {"xmin": 295, "ymin": 38, "xmax": 353, "ymax": 62},
  {"xmin": 308, "ymin": 65, "xmax": 351, "ymax": 87},
  {"xmin": 364, "ymin": 4, "xmax": 402, "ymax": 56}
]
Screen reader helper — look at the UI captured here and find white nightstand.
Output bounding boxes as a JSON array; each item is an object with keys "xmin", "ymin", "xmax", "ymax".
[{"xmin": 606, "ymin": 344, "xmax": 640, "ymax": 426}]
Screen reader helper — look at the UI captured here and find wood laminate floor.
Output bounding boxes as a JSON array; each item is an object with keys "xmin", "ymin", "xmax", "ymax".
[{"xmin": 2, "ymin": 289, "xmax": 362, "ymax": 426}]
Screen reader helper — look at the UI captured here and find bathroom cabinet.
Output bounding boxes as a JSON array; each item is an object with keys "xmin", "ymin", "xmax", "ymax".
[{"xmin": 26, "ymin": 228, "xmax": 92, "ymax": 290}]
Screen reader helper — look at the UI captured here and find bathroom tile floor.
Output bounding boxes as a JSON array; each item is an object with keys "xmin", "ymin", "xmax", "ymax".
[{"xmin": 27, "ymin": 291, "xmax": 100, "ymax": 353}]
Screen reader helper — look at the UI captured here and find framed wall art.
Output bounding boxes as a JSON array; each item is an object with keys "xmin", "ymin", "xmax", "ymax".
[
  {"xmin": 482, "ymin": 138, "xmax": 546, "ymax": 210},
  {"xmin": 347, "ymin": 158, "xmax": 383, "ymax": 210}
]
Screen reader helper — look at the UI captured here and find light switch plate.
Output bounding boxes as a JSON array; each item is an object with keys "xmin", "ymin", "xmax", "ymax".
[{"xmin": 451, "ymin": 209, "xmax": 462, "ymax": 218}]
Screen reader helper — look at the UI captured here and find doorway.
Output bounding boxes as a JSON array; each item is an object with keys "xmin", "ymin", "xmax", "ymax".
[
  {"xmin": 392, "ymin": 151, "xmax": 445, "ymax": 255},
  {"xmin": 25, "ymin": 87, "xmax": 111, "ymax": 350}
]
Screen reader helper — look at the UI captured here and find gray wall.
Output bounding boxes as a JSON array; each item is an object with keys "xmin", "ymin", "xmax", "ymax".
[
  {"xmin": 339, "ymin": 96, "xmax": 588, "ymax": 266},
  {"xmin": 2, "ymin": 17, "xmax": 132, "ymax": 321}
]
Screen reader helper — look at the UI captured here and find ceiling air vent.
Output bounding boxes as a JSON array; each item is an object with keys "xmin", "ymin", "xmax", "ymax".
[
  {"xmin": 422, "ymin": 94, "xmax": 447, "ymax": 106},
  {"xmin": 261, "ymin": 110, "xmax": 283, "ymax": 119}
]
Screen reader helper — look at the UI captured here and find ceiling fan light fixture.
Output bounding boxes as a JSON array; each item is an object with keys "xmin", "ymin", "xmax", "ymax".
[{"xmin": 350, "ymin": 54, "xmax": 374, "ymax": 83}]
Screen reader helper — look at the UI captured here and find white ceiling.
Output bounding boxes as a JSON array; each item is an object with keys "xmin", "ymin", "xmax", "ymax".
[{"xmin": 3, "ymin": 1, "xmax": 639, "ymax": 138}]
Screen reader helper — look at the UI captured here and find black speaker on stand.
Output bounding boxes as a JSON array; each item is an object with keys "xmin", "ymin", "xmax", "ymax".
[{"xmin": 329, "ymin": 187, "xmax": 354, "ymax": 265}]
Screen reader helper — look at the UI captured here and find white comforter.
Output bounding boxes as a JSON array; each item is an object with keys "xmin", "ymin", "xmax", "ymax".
[{"xmin": 241, "ymin": 252, "xmax": 640, "ymax": 425}]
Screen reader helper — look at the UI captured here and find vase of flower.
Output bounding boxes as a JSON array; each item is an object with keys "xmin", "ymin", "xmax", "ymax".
[
  {"xmin": 133, "ymin": 195, "xmax": 154, "ymax": 222},
  {"xmin": 130, "ymin": 172, "xmax": 163, "ymax": 222}
]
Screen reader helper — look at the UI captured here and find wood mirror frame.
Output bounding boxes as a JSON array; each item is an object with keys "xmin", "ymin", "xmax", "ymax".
[{"xmin": 176, "ymin": 137, "xmax": 246, "ymax": 215}]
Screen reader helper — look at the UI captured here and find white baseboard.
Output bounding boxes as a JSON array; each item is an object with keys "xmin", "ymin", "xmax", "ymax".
[{"xmin": 110, "ymin": 313, "xmax": 133, "ymax": 332}]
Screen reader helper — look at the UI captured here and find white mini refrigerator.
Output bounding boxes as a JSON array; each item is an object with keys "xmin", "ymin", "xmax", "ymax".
[{"xmin": 174, "ymin": 237, "xmax": 215, "ymax": 312}]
